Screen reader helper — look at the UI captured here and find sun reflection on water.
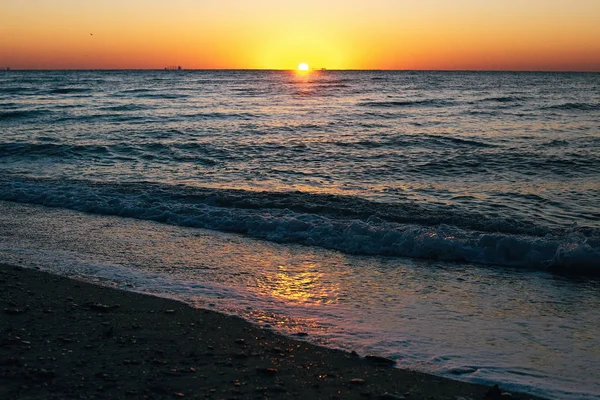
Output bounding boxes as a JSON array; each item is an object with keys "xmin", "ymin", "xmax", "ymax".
[{"xmin": 256, "ymin": 262, "xmax": 338, "ymax": 305}]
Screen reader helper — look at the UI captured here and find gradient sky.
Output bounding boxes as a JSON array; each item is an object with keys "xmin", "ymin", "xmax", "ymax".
[{"xmin": 1, "ymin": 0, "xmax": 599, "ymax": 71}]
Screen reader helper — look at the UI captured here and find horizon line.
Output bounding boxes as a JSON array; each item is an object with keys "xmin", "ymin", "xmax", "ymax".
[{"xmin": 2, "ymin": 68, "xmax": 600, "ymax": 73}]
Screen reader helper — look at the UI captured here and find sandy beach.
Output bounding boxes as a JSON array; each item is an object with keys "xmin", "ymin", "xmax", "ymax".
[{"xmin": 0, "ymin": 263, "xmax": 543, "ymax": 400}]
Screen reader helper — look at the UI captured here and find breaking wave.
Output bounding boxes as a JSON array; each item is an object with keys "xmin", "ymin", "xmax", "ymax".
[{"xmin": 0, "ymin": 177, "xmax": 598, "ymax": 276}]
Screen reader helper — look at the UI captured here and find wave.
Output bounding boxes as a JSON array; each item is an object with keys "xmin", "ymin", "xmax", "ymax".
[
  {"xmin": 358, "ymin": 99, "xmax": 454, "ymax": 108},
  {"xmin": 117, "ymin": 88, "xmax": 154, "ymax": 94},
  {"xmin": 186, "ymin": 111, "xmax": 258, "ymax": 120},
  {"xmin": 0, "ymin": 109, "xmax": 51, "ymax": 120},
  {"xmin": 0, "ymin": 143, "xmax": 109, "ymax": 158},
  {"xmin": 1, "ymin": 87, "xmax": 38, "ymax": 95},
  {"xmin": 0, "ymin": 141, "xmax": 226, "ymax": 164},
  {"xmin": 230, "ymin": 87, "xmax": 272, "ymax": 96},
  {"xmin": 0, "ymin": 177, "xmax": 598, "ymax": 276},
  {"xmin": 479, "ymin": 96, "xmax": 524, "ymax": 103},
  {"xmin": 99, "ymin": 104, "xmax": 148, "ymax": 112},
  {"xmin": 330, "ymin": 134, "xmax": 494, "ymax": 150},
  {"xmin": 424, "ymin": 134, "xmax": 496, "ymax": 148},
  {"xmin": 135, "ymin": 92, "xmax": 191, "ymax": 99},
  {"xmin": 288, "ymin": 78, "xmax": 353, "ymax": 85},
  {"xmin": 542, "ymin": 102, "xmax": 600, "ymax": 111},
  {"xmin": 466, "ymin": 110, "xmax": 501, "ymax": 116},
  {"xmin": 113, "ymin": 89, "xmax": 191, "ymax": 99},
  {"xmin": 314, "ymin": 83, "xmax": 350, "ymax": 88},
  {"xmin": 412, "ymin": 151, "xmax": 600, "ymax": 177},
  {"xmin": 49, "ymin": 88, "xmax": 93, "ymax": 95},
  {"xmin": 544, "ymin": 139, "xmax": 569, "ymax": 147},
  {"xmin": 53, "ymin": 114, "xmax": 149, "ymax": 123},
  {"xmin": 362, "ymin": 111, "xmax": 405, "ymax": 120}
]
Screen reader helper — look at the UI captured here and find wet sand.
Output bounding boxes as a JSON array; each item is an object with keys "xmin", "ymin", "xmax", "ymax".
[{"xmin": 0, "ymin": 263, "xmax": 543, "ymax": 399}]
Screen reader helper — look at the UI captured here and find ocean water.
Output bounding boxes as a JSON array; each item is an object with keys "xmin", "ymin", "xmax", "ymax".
[{"xmin": 1, "ymin": 70, "xmax": 599, "ymax": 399}]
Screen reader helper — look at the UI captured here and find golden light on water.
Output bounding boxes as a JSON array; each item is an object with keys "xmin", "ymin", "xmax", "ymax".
[{"xmin": 256, "ymin": 263, "xmax": 339, "ymax": 305}]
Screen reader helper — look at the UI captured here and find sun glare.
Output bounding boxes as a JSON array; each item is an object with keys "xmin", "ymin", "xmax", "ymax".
[{"xmin": 297, "ymin": 62, "xmax": 309, "ymax": 71}]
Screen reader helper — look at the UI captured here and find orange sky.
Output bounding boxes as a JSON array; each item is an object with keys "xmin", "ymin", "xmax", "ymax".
[{"xmin": 1, "ymin": 0, "xmax": 599, "ymax": 71}]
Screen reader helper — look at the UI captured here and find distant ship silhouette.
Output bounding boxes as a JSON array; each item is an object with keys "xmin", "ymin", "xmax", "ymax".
[{"xmin": 164, "ymin": 65, "xmax": 182, "ymax": 71}]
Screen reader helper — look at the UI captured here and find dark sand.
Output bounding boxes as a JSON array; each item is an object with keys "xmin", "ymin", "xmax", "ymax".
[{"xmin": 0, "ymin": 263, "xmax": 543, "ymax": 400}]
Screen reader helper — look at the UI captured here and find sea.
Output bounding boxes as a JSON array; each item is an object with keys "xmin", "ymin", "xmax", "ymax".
[{"xmin": 1, "ymin": 70, "xmax": 599, "ymax": 399}]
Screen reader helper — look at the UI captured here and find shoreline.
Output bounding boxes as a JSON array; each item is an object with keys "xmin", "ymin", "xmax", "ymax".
[{"xmin": 0, "ymin": 263, "xmax": 544, "ymax": 399}]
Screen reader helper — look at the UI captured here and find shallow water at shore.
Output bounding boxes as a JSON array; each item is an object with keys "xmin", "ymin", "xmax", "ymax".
[{"xmin": 1, "ymin": 201, "xmax": 598, "ymax": 400}]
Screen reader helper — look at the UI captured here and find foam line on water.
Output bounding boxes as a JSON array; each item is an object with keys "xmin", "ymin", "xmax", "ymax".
[{"xmin": 0, "ymin": 177, "xmax": 598, "ymax": 275}]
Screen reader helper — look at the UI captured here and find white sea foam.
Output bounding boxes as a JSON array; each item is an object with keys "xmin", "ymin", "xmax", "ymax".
[{"xmin": 0, "ymin": 177, "xmax": 598, "ymax": 275}]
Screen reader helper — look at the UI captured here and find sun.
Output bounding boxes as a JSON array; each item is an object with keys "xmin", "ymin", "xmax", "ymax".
[{"xmin": 297, "ymin": 62, "xmax": 309, "ymax": 71}]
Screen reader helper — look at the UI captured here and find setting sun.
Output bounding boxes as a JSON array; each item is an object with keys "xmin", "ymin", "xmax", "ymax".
[{"xmin": 297, "ymin": 62, "xmax": 309, "ymax": 71}]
